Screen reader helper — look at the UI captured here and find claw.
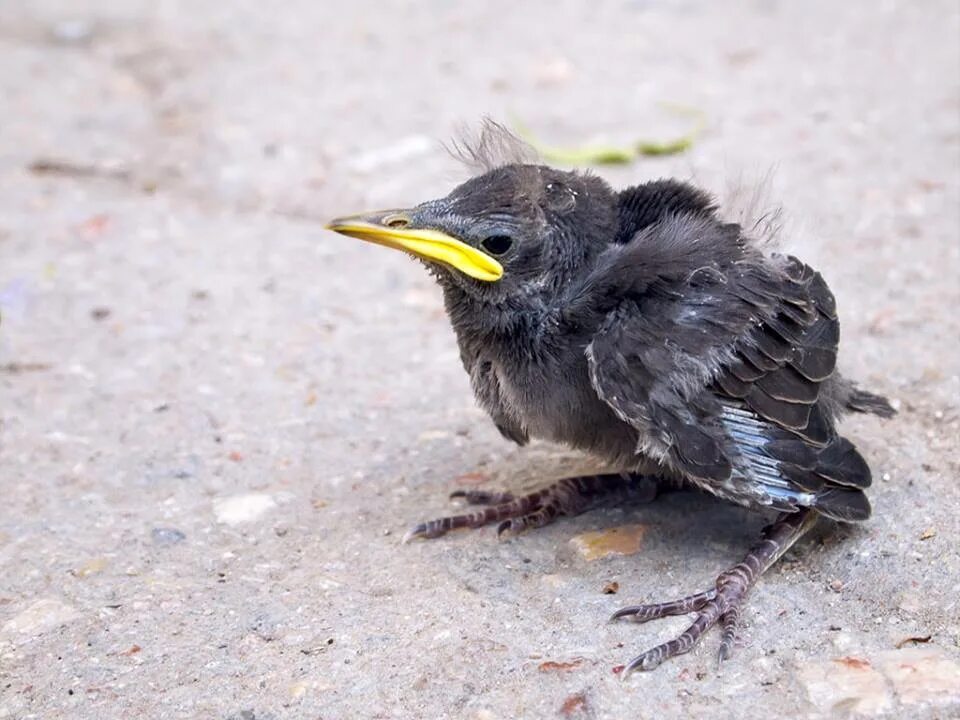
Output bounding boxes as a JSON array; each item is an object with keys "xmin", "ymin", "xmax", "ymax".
[
  {"xmin": 401, "ymin": 523, "xmax": 429, "ymax": 544},
  {"xmin": 620, "ymin": 648, "xmax": 665, "ymax": 678},
  {"xmin": 406, "ymin": 473, "xmax": 655, "ymax": 544},
  {"xmin": 614, "ymin": 509, "xmax": 816, "ymax": 675},
  {"xmin": 613, "ymin": 588, "xmax": 739, "ymax": 674},
  {"xmin": 717, "ymin": 608, "xmax": 740, "ymax": 663}
]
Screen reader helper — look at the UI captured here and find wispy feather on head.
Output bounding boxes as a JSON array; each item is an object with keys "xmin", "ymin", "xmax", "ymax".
[{"xmin": 446, "ymin": 118, "xmax": 539, "ymax": 173}]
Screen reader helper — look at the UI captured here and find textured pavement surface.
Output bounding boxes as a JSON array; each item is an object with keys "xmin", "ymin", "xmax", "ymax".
[{"xmin": 1, "ymin": 1, "xmax": 959, "ymax": 718}]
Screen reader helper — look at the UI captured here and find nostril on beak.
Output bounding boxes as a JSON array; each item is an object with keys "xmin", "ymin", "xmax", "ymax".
[{"xmin": 383, "ymin": 213, "xmax": 410, "ymax": 229}]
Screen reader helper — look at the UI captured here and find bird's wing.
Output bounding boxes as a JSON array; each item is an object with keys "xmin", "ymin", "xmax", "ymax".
[
  {"xmin": 586, "ymin": 251, "xmax": 871, "ymax": 520},
  {"xmin": 462, "ymin": 349, "xmax": 529, "ymax": 446}
]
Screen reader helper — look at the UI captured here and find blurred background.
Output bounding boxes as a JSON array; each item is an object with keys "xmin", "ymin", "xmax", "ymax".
[{"xmin": 1, "ymin": 1, "xmax": 958, "ymax": 718}]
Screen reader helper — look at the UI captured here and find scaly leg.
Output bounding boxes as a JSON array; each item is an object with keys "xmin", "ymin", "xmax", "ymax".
[
  {"xmin": 402, "ymin": 472, "xmax": 658, "ymax": 543},
  {"xmin": 611, "ymin": 509, "xmax": 817, "ymax": 676}
]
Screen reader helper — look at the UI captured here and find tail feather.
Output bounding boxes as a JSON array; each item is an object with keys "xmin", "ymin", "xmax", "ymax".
[
  {"xmin": 813, "ymin": 486, "xmax": 872, "ymax": 521},
  {"xmin": 815, "ymin": 437, "xmax": 872, "ymax": 488},
  {"xmin": 847, "ymin": 388, "xmax": 896, "ymax": 418},
  {"xmin": 764, "ymin": 434, "xmax": 872, "ymax": 489}
]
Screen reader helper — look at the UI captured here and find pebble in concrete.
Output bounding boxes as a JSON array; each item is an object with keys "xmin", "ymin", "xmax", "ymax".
[
  {"xmin": 213, "ymin": 493, "xmax": 277, "ymax": 526},
  {"xmin": 1, "ymin": 599, "xmax": 81, "ymax": 640}
]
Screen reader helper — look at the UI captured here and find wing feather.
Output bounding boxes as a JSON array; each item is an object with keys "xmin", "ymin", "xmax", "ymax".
[{"xmin": 584, "ymin": 215, "xmax": 872, "ymax": 521}]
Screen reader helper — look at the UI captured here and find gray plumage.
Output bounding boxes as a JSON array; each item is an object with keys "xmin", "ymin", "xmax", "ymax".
[
  {"xmin": 408, "ymin": 163, "xmax": 893, "ymax": 522},
  {"xmin": 326, "ymin": 136, "xmax": 897, "ymax": 672}
]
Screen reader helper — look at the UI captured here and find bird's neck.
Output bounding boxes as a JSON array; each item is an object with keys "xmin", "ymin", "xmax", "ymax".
[{"xmin": 439, "ymin": 281, "xmax": 568, "ymax": 359}]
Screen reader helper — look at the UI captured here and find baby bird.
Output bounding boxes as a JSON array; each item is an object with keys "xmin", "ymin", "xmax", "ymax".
[{"xmin": 327, "ymin": 126, "xmax": 894, "ymax": 675}]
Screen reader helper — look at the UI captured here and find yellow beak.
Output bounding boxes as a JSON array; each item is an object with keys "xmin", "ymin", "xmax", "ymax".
[{"xmin": 325, "ymin": 210, "xmax": 504, "ymax": 282}]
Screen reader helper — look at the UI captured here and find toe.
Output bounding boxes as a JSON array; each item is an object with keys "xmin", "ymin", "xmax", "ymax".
[
  {"xmin": 610, "ymin": 588, "xmax": 717, "ymax": 623},
  {"xmin": 449, "ymin": 489, "xmax": 515, "ymax": 505}
]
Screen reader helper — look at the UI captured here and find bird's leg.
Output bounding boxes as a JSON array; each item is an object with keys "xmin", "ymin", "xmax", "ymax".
[
  {"xmin": 403, "ymin": 472, "xmax": 658, "ymax": 543},
  {"xmin": 612, "ymin": 508, "xmax": 817, "ymax": 675}
]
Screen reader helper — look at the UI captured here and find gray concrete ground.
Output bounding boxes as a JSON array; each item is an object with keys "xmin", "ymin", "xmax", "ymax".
[{"xmin": 1, "ymin": 1, "xmax": 959, "ymax": 718}]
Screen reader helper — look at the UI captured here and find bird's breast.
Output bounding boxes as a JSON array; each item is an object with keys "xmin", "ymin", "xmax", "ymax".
[{"xmin": 492, "ymin": 342, "xmax": 638, "ymax": 464}]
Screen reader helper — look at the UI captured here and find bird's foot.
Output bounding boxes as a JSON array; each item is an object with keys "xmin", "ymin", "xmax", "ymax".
[
  {"xmin": 611, "ymin": 509, "xmax": 817, "ymax": 676},
  {"xmin": 403, "ymin": 472, "xmax": 657, "ymax": 542}
]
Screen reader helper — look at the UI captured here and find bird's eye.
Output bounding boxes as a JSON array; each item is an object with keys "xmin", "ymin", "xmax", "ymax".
[{"xmin": 480, "ymin": 235, "xmax": 514, "ymax": 256}]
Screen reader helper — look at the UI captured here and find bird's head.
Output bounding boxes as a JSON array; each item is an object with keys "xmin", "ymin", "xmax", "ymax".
[{"xmin": 326, "ymin": 164, "xmax": 617, "ymax": 303}]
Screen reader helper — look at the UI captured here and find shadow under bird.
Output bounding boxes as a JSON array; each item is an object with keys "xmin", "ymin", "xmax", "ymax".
[{"xmin": 326, "ymin": 127, "xmax": 895, "ymax": 676}]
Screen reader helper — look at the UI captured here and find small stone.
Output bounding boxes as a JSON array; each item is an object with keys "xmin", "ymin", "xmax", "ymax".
[
  {"xmin": 214, "ymin": 494, "xmax": 277, "ymax": 525},
  {"xmin": 919, "ymin": 527, "xmax": 936, "ymax": 540},
  {"xmin": 228, "ymin": 712, "xmax": 255, "ymax": 720},
  {"xmin": 570, "ymin": 524, "xmax": 646, "ymax": 560},
  {"xmin": 151, "ymin": 527, "xmax": 186, "ymax": 546},
  {"xmin": 2, "ymin": 598, "xmax": 81, "ymax": 638},
  {"xmin": 226, "ymin": 711, "xmax": 274, "ymax": 720},
  {"xmin": 288, "ymin": 680, "xmax": 307, "ymax": 701},
  {"xmin": 250, "ymin": 612, "xmax": 281, "ymax": 641},
  {"xmin": 73, "ymin": 558, "xmax": 108, "ymax": 577},
  {"xmin": 796, "ymin": 656, "xmax": 892, "ymax": 715},
  {"xmin": 830, "ymin": 631, "xmax": 854, "ymax": 652}
]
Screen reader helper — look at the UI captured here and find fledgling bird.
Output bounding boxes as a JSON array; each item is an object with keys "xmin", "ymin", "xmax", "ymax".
[{"xmin": 326, "ymin": 124, "xmax": 895, "ymax": 675}]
